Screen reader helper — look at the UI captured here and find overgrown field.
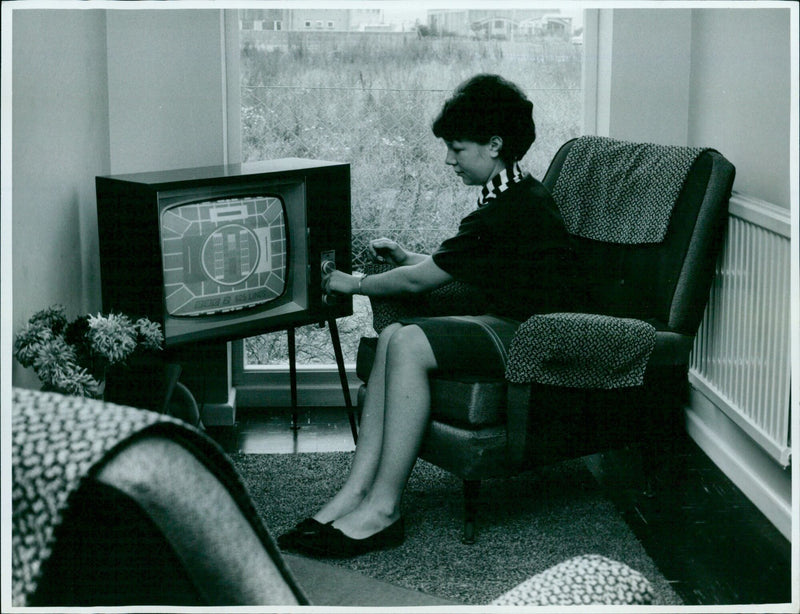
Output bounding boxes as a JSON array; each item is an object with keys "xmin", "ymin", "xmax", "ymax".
[{"xmin": 240, "ymin": 32, "xmax": 582, "ymax": 365}]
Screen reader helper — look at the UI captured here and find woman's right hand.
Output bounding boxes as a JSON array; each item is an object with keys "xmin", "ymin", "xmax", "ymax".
[{"xmin": 368, "ymin": 237, "xmax": 409, "ymax": 266}]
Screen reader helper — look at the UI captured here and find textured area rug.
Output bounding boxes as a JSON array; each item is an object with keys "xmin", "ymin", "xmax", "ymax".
[{"xmin": 231, "ymin": 451, "xmax": 682, "ymax": 606}]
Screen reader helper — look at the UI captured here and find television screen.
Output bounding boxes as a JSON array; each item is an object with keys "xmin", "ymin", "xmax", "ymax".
[{"xmin": 160, "ymin": 195, "xmax": 288, "ymax": 317}]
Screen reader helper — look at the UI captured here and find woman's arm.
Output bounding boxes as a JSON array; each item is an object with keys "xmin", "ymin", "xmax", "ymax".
[
  {"xmin": 368, "ymin": 238, "xmax": 427, "ymax": 267},
  {"xmin": 324, "ymin": 256, "xmax": 453, "ymax": 297}
]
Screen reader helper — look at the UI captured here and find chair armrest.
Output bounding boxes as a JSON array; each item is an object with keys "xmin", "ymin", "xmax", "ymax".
[
  {"xmin": 11, "ymin": 388, "xmax": 306, "ymax": 607},
  {"xmin": 96, "ymin": 437, "xmax": 303, "ymax": 606},
  {"xmin": 362, "ymin": 262, "xmax": 488, "ymax": 333},
  {"xmin": 505, "ymin": 312, "xmax": 657, "ymax": 389},
  {"xmin": 503, "ymin": 313, "xmax": 656, "ymax": 469}
]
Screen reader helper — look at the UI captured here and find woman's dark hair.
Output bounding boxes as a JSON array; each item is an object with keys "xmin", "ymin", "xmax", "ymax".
[{"xmin": 432, "ymin": 74, "xmax": 536, "ymax": 165}]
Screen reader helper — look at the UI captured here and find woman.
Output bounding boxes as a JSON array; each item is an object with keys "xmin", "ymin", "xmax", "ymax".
[{"xmin": 279, "ymin": 74, "xmax": 577, "ymax": 558}]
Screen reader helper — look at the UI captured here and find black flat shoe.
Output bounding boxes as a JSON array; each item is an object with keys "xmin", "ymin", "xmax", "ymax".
[
  {"xmin": 277, "ymin": 518, "xmax": 327, "ymax": 550},
  {"xmin": 294, "ymin": 518, "xmax": 404, "ymax": 558}
]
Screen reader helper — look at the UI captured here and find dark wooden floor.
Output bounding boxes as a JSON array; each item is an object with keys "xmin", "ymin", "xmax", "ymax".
[{"xmin": 206, "ymin": 405, "xmax": 792, "ymax": 607}]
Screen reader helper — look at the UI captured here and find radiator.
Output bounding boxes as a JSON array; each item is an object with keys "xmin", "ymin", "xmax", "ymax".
[{"xmin": 689, "ymin": 193, "xmax": 792, "ymax": 466}]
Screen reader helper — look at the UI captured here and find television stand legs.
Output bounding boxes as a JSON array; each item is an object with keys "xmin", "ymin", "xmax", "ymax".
[
  {"xmin": 288, "ymin": 327, "xmax": 300, "ymax": 432},
  {"xmin": 285, "ymin": 320, "xmax": 359, "ymax": 445},
  {"xmin": 328, "ymin": 318, "xmax": 359, "ymax": 445}
]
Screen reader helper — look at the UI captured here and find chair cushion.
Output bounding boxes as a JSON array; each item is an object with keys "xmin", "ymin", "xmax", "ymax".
[
  {"xmin": 418, "ymin": 420, "xmax": 510, "ymax": 479},
  {"xmin": 430, "ymin": 376, "xmax": 507, "ymax": 427},
  {"xmin": 355, "ymin": 337, "xmax": 379, "ymax": 383}
]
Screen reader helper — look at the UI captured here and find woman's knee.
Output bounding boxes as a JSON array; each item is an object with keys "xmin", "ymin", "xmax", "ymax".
[
  {"xmin": 376, "ymin": 322, "xmax": 403, "ymax": 356},
  {"xmin": 386, "ymin": 325, "xmax": 437, "ymax": 370}
]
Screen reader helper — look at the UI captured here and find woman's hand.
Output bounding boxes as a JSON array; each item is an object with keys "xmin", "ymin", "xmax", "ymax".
[
  {"xmin": 368, "ymin": 238, "xmax": 410, "ymax": 266},
  {"xmin": 322, "ymin": 270, "xmax": 359, "ymax": 296}
]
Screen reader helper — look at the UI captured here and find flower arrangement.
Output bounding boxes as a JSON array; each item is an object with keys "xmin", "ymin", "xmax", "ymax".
[{"xmin": 14, "ymin": 305, "xmax": 163, "ymax": 398}]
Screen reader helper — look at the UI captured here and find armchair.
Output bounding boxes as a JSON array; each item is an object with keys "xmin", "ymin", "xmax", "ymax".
[{"xmin": 355, "ymin": 136, "xmax": 735, "ymax": 543}]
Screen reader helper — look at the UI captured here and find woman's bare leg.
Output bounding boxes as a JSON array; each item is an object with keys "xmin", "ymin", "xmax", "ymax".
[
  {"xmin": 312, "ymin": 323, "xmax": 402, "ymax": 524},
  {"xmin": 330, "ymin": 324, "xmax": 437, "ymax": 538}
]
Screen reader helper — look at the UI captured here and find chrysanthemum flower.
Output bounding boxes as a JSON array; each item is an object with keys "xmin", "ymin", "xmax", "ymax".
[
  {"xmin": 32, "ymin": 336, "xmax": 78, "ymax": 388},
  {"xmin": 29, "ymin": 305, "xmax": 68, "ymax": 336},
  {"xmin": 88, "ymin": 313, "xmax": 137, "ymax": 365},
  {"xmin": 135, "ymin": 318, "xmax": 164, "ymax": 351},
  {"xmin": 49, "ymin": 365, "xmax": 102, "ymax": 398},
  {"xmin": 14, "ymin": 322, "xmax": 54, "ymax": 368}
]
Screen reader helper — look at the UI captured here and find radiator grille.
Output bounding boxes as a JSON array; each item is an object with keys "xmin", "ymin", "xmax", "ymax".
[{"xmin": 689, "ymin": 194, "xmax": 791, "ymax": 466}]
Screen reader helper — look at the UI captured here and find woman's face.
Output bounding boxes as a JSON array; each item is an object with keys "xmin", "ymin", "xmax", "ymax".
[{"xmin": 444, "ymin": 138, "xmax": 503, "ymax": 186}]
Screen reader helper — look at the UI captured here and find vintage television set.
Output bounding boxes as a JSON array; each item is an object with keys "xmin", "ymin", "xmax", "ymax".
[{"xmin": 96, "ymin": 158, "xmax": 352, "ymax": 348}]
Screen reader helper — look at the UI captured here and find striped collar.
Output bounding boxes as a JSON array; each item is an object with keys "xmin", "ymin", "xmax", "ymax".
[{"xmin": 478, "ymin": 162, "xmax": 525, "ymax": 206}]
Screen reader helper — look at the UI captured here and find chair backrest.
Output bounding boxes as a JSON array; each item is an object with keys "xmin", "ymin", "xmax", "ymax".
[{"xmin": 542, "ymin": 137, "xmax": 735, "ymax": 336}]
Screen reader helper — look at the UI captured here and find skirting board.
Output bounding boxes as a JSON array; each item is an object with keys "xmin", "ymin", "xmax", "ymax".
[
  {"xmin": 685, "ymin": 387, "xmax": 792, "ymax": 541},
  {"xmin": 234, "ymin": 369, "xmax": 362, "ymax": 409}
]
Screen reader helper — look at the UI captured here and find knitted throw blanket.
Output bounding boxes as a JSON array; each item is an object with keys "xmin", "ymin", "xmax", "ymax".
[
  {"xmin": 505, "ymin": 313, "xmax": 656, "ymax": 389},
  {"xmin": 11, "ymin": 388, "xmax": 200, "ymax": 607},
  {"xmin": 552, "ymin": 136, "xmax": 708, "ymax": 244}
]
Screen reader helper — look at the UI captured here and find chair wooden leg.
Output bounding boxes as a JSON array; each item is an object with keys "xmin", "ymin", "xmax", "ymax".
[{"xmin": 462, "ymin": 479, "xmax": 480, "ymax": 544}]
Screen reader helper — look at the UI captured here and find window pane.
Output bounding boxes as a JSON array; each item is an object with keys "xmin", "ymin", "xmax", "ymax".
[{"xmin": 239, "ymin": 8, "xmax": 583, "ymax": 367}]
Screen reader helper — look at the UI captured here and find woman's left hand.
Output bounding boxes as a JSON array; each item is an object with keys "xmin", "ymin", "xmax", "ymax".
[{"xmin": 323, "ymin": 270, "xmax": 359, "ymax": 296}]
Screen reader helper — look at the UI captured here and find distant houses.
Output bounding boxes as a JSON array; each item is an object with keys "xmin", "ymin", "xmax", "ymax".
[
  {"xmin": 239, "ymin": 8, "xmax": 383, "ymax": 32},
  {"xmin": 240, "ymin": 8, "xmax": 571, "ymax": 38},
  {"xmin": 429, "ymin": 9, "xmax": 572, "ymax": 39}
]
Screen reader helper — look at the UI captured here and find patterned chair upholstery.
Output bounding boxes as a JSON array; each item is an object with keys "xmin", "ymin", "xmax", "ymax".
[
  {"xmin": 491, "ymin": 554, "xmax": 653, "ymax": 606},
  {"xmin": 355, "ymin": 136, "xmax": 735, "ymax": 542}
]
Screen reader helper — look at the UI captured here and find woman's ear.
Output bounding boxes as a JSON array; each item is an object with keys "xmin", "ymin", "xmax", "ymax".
[{"xmin": 488, "ymin": 136, "xmax": 504, "ymax": 158}]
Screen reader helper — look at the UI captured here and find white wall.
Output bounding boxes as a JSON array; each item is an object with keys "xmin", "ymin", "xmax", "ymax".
[
  {"xmin": 106, "ymin": 10, "xmax": 226, "ymax": 174},
  {"xmin": 11, "ymin": 9, "xmax": 110, "ymax": 389},
  {"xmin": 594, "ymin": 9, "xmax": 693, "ymax": 145},
  {"xmin": 11, "ymin": 8, "xmax": 229, "ymax": 389},
  {"xmin": 688, "ymin": 8, "xmax": 791, "ymax": 209}
]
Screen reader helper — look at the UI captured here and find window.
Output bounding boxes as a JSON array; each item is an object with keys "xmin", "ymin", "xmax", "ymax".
[
  {"xmin": 235, "ymin": 8, "xmax": 584, "ymax": 384},
  {"xmin": 274, "ymin": 21, "xmax": 282, "ymax": 31}
]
